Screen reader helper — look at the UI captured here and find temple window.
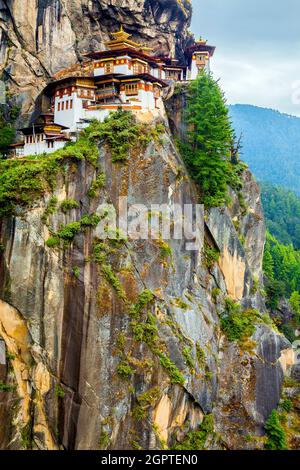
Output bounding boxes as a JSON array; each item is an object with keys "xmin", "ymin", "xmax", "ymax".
[
  {"xmin": 104, "ymin": 61, "xmax": 114, "ymax": 74},
  {"xmin": 58, "ymin": 102, "xmax": 61, "ymax": 112},
  {"xmin": 125, "ymin": 83, "xmax": 139, "ymax": 95},
  {"xmin": 62, "ymin": 102, "xmax": 65, "ymax": 111},
  {"xmin": 70, "ymin": 100, "xmax": 73, "ymax": 109},
  {"xmin": 133, "ymin": 62, "xmax": 148, "ymax": 74},
  {"xmin": 165, "ymin": 70, "xmax": 181, "ymax": 81},
  {"xmin": 66, "ymin": 100, "xmax": 69, "ymax": 110}
]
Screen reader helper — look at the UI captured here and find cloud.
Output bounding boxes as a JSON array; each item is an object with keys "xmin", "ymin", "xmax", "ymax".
[{"xmin": 191, "ymin": 0, "xmax": 300, "ymax": 115}]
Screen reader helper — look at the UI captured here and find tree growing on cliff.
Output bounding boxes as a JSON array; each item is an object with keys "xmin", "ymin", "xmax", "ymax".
[
  {"xmin": 182, "ymin": 71, "xmax": 234, "ymax": 207},
  {"xmin": 0, "ymin": 90, "xmax": 20, "ymax": 158},
  {"xmin": 264, "ymin": 410, "xmax": 287, "ymax": 450}
]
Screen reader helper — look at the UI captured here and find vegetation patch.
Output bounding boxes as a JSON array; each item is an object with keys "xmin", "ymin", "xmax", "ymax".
[
  {"xmin": 99, "ymin": 427, "xmax": 110, "ymax": 450},
  {"xmin": 60, "ymin": 198, "xmax": 79, "ymax": 213},
  {"xmin": 172, "ymin": 414, "xmax": 214, "ymax": 450},
  {"xmin": 203, "ymin": 242, "xmax": 220, "ymax": 270},
  {"xmin": 129, "ymin": 290, "xmax": 154, "ymax": 318},
  {"xmin": 155, "ymin": 351, "xmax": 185, "ymax": 385},
  {"xmin": 220, "ymin": 298, "xmax": 258, "ymax": 342},
  {"xmin": 182, "ymin": 347, "xmax": 195, "ymax": 372},
  {"xmin": 211, "ymin": 288, "xmax": 221, "ymax": 303},
  {"xmin": 0, "ymin": 117, "xmax": 106, "ymax": 217},
  {"xmin": 101, "ymin": 264, "xmax": 126, "ymax": 301},
  {"xmin": 131, "ymin": 313, "xmax": 158, "ymax": 345},
  {"xmin": 175, "ymin": 298, "xmax": 188, "ymax": 310},
  {"xmin": 0, "ymin": 380, "xmax": 16, "ymax": 392},
  {"xmin": 88, "ymin": 173, "xmax": 106, "ymax": 198},
  {"xmin": 20, "ymin": 422, "xmax": 33, "ymax": 450},
  {"xmin": 196, "ymin": 343, "xmax": 206, "ymax": 369},
  {"xmin": 54, "ymin": 384, "xmax": 65, "ymax": 398},
  {"xmin": 42, "ymin": 195, "xmax": 58, "ymax": 224},
  {"xmin": 46, "ymin": 213, "xmax": 101, "ymax": 247},
  {"xmin": 132, "ymin": 386, "xmax": 161, "ymax": 421},
  {"xmin": 117, "ymin": 361, "xmax": 134, "ymax": 379},
  {"xmin": 264, "ymin": 410, "xmax": 288, "ymax": 450}
]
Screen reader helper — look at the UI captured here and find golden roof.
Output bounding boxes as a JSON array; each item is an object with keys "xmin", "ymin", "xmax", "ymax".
[
  {"xmin": 196, "ymin": 38, "xmax": 207, "ymax": 45},
  {"xmin": 105, "ymin": 26, "xmax": 141, "ymax": 50}
]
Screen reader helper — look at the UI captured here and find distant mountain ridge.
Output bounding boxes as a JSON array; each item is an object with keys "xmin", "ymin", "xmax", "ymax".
[{"xmin": 229, "ymin": 104, "xmax": 300, "ymax": 194}]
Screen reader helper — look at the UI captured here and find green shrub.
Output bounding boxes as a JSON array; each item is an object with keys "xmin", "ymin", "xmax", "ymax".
[
  {"xmin": 157, "ymin": 351, "xmax": 185, "ymax": 385},
  {"xmin": 99, "ymin": 428, "xmax": 110, "ymax": 449},
  {"xmin": 196, "ymin": 343, "xmax": 206, "ymax": 369},
  {"xmin": 264, "ymin": 410, "xmax": 287, "ymax": 450},
  {"xmin": 54, "ymin": 384, "xmax": 65, "ymax": 398},
  {"xmin": 47, "ymin": 213, "xmax": 101, "ymax": 247},
  {"xmin": 42, "ymin": 195, "xmax": 58, "ymax": 223},
  {"xmin": 57, "ymin": 221, "xmax": 82, "ymax": 240},
  {"xmin": 136, "ymin": 387, "xmax": 161, "ymax": 409},
  {"xmin": 20, "ymin": 423, "xmax": 32, "ymax": 449},
  {"xmin": 175, "ymin": 298, "xmax": 188, "ymax": 310},
  {"xmin": 60, "ymin": 198, "xmax": 79, "ymax": 213},
  {"xmin": 211, "ymin": 288, "xmax": 221, "ymax": 303},
  {"xmin": 80, "ymin": 213, "xmax": 101, "ymax": 228},
  {"xmin": 88, "ymin": 173, "xmax": 106, "ymax": 198},
  {"xmin": 131, "ymin": 313, "xmax": 158, "ymax": 345},
  {"xmin": 0, "ymin": 381, "xmax": 16, "ymax": 392},
  {"xmin": 158, "ymin": 239, "xmax": 172, "ymax": 260},
  {"xmin": 132, "ymin": 387, "xmax": 161, "ymax": 421},
  {"xmin": 0, "ymin": 98, "xmax": 20, "ymax": 156},
  {"xmin": 72, "ymin": 266, "xmax": 80, "ymax": 279},
  {"xmin": 117, "ymin": 361, "xmax": 134, "ymax": 379},
  {"xmin": 129, "ymin": 289, "xmax": 154, "ymax": 317},
  {"xmin": 220, "ymin": 298, "xmax": 258, "ymax": 342},
  {"xmin": 83, "ymin": 110, "xmax": 142, "ymax": 162},
  {"xmin": 280, "ymin": 399, "xmax": 293, "ymax": 413},
  {"xmin": 101, "ymin": 264, "xmax": 126, "ymax": 300},
  {"xmin": 172, "ymin": 414, "xmax": 214, "ymax": 450},
  {"xmin": 203, "ymin": 242, "xmax": 220, "ymax": 270},
  {"xmin": 251, "ymin": 276, "xmax": 259, "ymax": 295},
  {"xmin": 182, "ymin": 347, "xmax": 195, "ymax": 371},
  {"xmin": 45, "ymin": 236, "xmax": 60, "ymax": 248}
]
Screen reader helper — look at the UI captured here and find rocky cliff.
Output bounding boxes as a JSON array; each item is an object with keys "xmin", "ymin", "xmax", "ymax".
[
  {"xmin": 0, "ymin": 0, "xmax": 193, "ymax": 120},
  {"xmin": 0, "ymin": 109, "xmax": 296, "ymax": 450},
  {"xmin": 0, "ymin": 0, "xmax": 298, "ymax": 451}
]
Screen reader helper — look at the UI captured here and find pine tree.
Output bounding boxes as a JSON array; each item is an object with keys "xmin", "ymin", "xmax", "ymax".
[
  {"xmin": 290, "ymin": 291, "xmax": 300, "ymax": 317},
  {"xmin": 264, "ymin": 410, "xmax": 287, "ymax": 450},
  {"xmin": 182, "ymin": 70, "xmax": 234, "ymax": 207}
]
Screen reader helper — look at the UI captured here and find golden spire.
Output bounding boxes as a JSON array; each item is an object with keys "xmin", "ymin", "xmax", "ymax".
[
  {"xmin": 110, "ymin": 25, "xmax": 132, "ymax": 41},
  {"xmin": 105, "ymin": 26, "xmax": 141, "ymax": 50},
  {"xmin": 196, "ymin": 37, "xmax": 207, "ymax": 45}
]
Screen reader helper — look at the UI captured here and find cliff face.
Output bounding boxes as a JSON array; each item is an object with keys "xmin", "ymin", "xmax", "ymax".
[
  {"xmin": 0, "ymin": 114, "xmax": 294, "ymax": 450},
  {"xmin": 0, "ymin": 0, "xmax": 193, "ymax": 119},
  {"xmin": 0, "ymin": 1, "xmax": 297, "ymax": 451}
]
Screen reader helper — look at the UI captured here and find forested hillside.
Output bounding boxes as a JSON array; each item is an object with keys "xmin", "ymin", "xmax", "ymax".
[
  {"xmin": 261, "ymin": 183, "xmax": 300, "ymax": 341},
  {"xmin": 229, "ymin": 104, "xmax": 300, "ymax": 195},
  {"xmin": 260, "ymin": 182, "xmax": 300, "ymax": 249}
]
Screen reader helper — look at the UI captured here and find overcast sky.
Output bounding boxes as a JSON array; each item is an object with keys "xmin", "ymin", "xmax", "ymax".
[{"xmin": 191, "ymin": 0, "xmax": 300, "ymax": 116}]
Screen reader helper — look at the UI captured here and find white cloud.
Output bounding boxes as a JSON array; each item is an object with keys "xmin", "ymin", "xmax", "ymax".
[{"xmin": 191, "ymin": 0, "xmax": 300, "ymax": 115}]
